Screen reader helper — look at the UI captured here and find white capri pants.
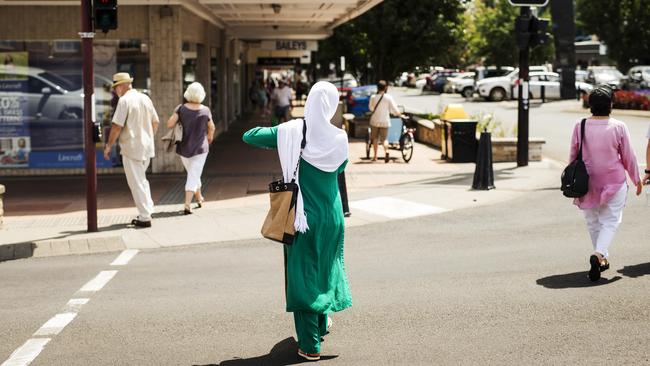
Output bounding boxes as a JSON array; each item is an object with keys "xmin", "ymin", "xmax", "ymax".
[
  {"xmin": 180, "ymin": 152, "xmax": 208, "ymax": 192},
  {"xmin": 582, "ymin": 184, "xmax": 627, "ymax": 258}
]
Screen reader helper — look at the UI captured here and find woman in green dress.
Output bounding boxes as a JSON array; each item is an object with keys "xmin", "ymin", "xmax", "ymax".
[{"xmin": 242, "ymin": 81, "xmax": 352, "ymax": 361}]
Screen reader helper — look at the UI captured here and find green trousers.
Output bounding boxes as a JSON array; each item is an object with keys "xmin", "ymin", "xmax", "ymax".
[{"xmin": 293, "ymin": 311, "xmax": 329, "ymax": 354}]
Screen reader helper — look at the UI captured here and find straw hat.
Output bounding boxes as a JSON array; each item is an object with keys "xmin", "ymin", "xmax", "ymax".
[{"xmin": 111, "ymin": 72, "xmax": 134, "ymax": 88}]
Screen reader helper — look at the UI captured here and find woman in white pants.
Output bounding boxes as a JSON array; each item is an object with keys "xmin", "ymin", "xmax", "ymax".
[
  {"xmin": 166, "ymin": 82, "xmax": 216, "ymax": 214},
  {"xmin": 568, "ymin": 85, "xmax": 642, "ymax": 281}
]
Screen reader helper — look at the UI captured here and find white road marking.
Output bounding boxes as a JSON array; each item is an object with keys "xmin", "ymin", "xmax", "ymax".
[
  {"xmin": 1, "ymin": 338, "xmax": 51, "ymax": 366},
  {"xmin": 33, "ymin": 313, "xmax": 77, "ymax": 336},
  {"xmin": 350, "ymin": 196, "xmax": 449, "ymax": 219},
  {"xmin": 79, "ymin": 270, "xmax": 118, "ymax": 292},
  {"xmin": 65, "ymin": 298, "xmax": 89, "ymax": 312},
  {"xmin": 110, "ymin": 249, "xmax": 140, "ymax": 266}
]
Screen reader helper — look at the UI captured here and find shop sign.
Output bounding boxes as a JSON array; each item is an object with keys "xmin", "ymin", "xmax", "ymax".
[
  {"xmin": 257, "ymin": 57, "xmax": 300, "ymax": 66},
  {"xmin": 260, "ymin": 40, "xmax": 318, "ymax": 52}
]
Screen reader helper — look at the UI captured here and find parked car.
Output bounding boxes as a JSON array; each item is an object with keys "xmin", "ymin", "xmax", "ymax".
[
  {"xmin": 623, "ymin": 65, "xmax": 650, "ymax": 90},
  {"xmin": 346, "ymin": 85, "xmax": 377, "ymax": 117},
  {"xmin": 0, "ymin": 66, "xmax": 88, "ymax": 120},
  {"xmin": 474, "ymin": 66, "xmax": 515, "ymax": 81},
  {"xmin": 512, "ymin": 72, "xmax": 562, "ymax": 99},
  {"xmin": 321, "ymin": 76, "xmax": 358, "ymax": 98},
  {"xmin": 585, "ymin": 66, "xmax": 624, "ymax": 89},
  {"xmin": 423, "ymin": 70, "xmax": 458, "ymax": 93},
  {"xmin": 414, "ymin": 74, "xmax": 430, "ymax": 90},
  {"xmin": 446, "ymin": 72, "xmax": 476, "ymax": 98},
  {"xmin": 476, "ymin": 66, "xmax": 548, "ymax": 101},
  {"xmin": 575, "ymin": 69, "xmax": 588, "ymax": 82}
]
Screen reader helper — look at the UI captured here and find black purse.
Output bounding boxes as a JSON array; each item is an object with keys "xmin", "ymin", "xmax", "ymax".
[{"xmin": 561, "ymin": 118, "xmax": 589, "ymax": 198}]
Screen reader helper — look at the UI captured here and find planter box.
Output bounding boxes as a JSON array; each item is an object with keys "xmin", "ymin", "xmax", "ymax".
[
  {"xmin": 492, "ymin": 137, "xmax": 546, "ymax": 162},
  {"xmin": 414, "ymin": 117, "xmax": 444, "ymax": 148},
  {"xmin": 413, "ymin": 117, "xmax": 545, "ymax": 162}
]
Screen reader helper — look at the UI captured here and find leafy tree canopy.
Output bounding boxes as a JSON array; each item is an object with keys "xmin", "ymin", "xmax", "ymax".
[{"xmin": 576, "ymin": 0, "xmax": 650, "ymax": 71}]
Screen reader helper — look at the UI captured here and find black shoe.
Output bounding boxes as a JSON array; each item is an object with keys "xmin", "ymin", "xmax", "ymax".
[
  {"xmin": 588, "ymin": 255, "xmax": 601, "ymax": 282},
  {"xmin": 130, "ymin": 219, "xmax": 152, "ymax": 228},
  {"xmin": 344, "ymin": 212, "xmax": 351, "ymax": 218},
  {"xmin": 385, "ymin": 153, "xmax": 390, "ymax": 163},
  {"xmin": 600, "ymin": 259, "xmax": 610, "ymax": 272},
  {"xmin": 184, "ymin": 208, "xmax": 193, "ymax": 215}
]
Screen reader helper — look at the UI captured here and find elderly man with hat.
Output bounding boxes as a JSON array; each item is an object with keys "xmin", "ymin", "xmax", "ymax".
[{"xmin": 104, "ymin": 72, "xmax": 160, "ymax": 227}]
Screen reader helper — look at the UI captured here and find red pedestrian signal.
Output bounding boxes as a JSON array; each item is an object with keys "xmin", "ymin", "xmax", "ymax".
[{"xmin": 94, "ymin": 0, "xmax": 117, "ymax": 33}]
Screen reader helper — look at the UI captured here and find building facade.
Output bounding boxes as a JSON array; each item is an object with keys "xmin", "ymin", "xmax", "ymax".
[{"xmin": 0, "ymin": 0, "xmax": 381, "ymax": 175}]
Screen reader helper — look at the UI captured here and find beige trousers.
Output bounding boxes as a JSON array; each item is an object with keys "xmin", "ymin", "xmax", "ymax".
[{"xmin": 122, "ymin": 156, "xmax": 155, "ymax": 221}]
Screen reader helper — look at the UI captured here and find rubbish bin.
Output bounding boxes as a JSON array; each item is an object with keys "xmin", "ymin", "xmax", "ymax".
[{"xmin": 442, "ymin": 119, "xmax": 478, "ymax": 163}]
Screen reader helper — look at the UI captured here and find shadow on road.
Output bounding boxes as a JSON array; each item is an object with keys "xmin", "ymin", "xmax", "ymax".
[
  {"xmin": 194, "ymin": 337, "xmax": 338, "ymax": 366},
  {"xmin": 536, "ymin": 272, "xmax": 622, "ymax": 289},
  {"xmin": 617, "ymin": 262, "xmax": 650, "ymax": 278}
]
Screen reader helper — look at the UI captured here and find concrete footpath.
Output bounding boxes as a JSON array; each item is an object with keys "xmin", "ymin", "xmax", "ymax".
[{"xmin": 0, "ymin": 111, "xmax": 562, "ymax": 262}]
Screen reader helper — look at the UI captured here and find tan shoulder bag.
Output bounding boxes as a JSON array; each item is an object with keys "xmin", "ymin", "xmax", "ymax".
[{"xmin": 261, "ymin": 120, "xmax": 306, "ymax": 245}]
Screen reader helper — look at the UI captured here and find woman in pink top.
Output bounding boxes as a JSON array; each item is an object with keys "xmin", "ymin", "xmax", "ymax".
[{"xmin": 569, "ymin": 86, "xmax": 643, "ymax": 281}]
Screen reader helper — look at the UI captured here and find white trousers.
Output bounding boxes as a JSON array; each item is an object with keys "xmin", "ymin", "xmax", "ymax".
[
  {"xmin": 180, "ymin": 152, "xmax": 208, "ymax": 192},
  {"xmin": 122, "ymin": 156, "xmax": 155, "ymax": 221},
  {"xmin": 582, "ymin": 185, "xmax": 627, "ymax": 258}
]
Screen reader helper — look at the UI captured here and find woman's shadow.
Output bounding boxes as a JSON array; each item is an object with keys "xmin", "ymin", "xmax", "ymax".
[
  {"xmin": 536, "ymin": 271, "xmax": 622, "ymax": 289},
  {"xmin": 193, "ymin": 337, "xmax": 338, "ymax": 366}
]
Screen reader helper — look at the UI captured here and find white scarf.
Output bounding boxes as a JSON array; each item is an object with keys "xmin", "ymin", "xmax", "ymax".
[{"xmin": 277, "ymin": 81, "xmax": 349, "ymax": 233}]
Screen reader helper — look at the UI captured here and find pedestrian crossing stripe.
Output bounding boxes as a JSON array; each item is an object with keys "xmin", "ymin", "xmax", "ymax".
[{"xmin": 349, "ymin": 197, "xmax": 448, "ymax": 219}]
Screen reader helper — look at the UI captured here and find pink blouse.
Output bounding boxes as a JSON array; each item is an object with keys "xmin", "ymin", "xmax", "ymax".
[{"xmin": 569, "ymin": 118, "xmax": 641, "ymax": 209}]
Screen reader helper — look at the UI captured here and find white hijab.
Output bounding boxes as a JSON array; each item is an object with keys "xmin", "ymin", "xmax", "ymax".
[{"xmin": 277, "ymin": 81, "xmax": 349, "ymax": 233}]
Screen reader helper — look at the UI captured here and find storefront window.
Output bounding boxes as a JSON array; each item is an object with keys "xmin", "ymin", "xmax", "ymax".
[{"xmin": 0, "ymin": 39, "xmax": 149, "ymax": 169}]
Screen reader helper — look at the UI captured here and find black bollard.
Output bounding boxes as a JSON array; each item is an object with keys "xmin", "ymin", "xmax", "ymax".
[
  {"xmin": 338, "ymin": 172, "xmax": 351, "ymax": 217},
  {"xmin": 472, "ymin": 129, "xmax": 495, "ymax": 190}
]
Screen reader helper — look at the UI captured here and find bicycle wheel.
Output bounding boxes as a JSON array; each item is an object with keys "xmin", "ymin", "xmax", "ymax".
[{"xmin": 401, "ymin": 134, "xmax": 414, "ymax": 163}]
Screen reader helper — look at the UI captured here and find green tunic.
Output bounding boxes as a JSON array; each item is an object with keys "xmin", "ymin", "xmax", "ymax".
[{"xmin": 243, "ymin": 126, "xmax": 353, "ymax": 314}]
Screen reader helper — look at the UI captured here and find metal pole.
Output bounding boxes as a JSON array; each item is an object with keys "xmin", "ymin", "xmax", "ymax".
[
  {"xmin": 81, "ymin": 0, "xmax": 98, "ymax": 232},
  {"xmin": 517, "ymin": 6, "xmax": 531, "ymax": 167}
]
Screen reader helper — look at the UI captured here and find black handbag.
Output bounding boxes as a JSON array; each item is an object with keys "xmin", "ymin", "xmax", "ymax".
[{"xmin": 561, "ymin": 118, "xmax": 589, "ymax": 198}]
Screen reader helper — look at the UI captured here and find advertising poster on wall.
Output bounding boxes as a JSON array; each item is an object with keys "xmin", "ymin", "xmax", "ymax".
[
  {"xmin": 0, "ymin": 51, "xmax": 31, "ymax": 167},
  {"xmin": 0, "ymin": 40, "xmax": 149, "ymax": 170}
]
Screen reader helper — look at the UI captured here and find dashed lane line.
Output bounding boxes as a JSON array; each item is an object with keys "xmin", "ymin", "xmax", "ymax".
[
  {"xmin": 79, "ymin": 270, "xmax": 118, "ymax": 292},
  {"xmin": 1, "ymin": 250, "xmax": 139, "ymax": 366},
  {"xmin": 1, "ymin": 339, "xmax": 51, "ymax": 366},
  {"xmin": 110, "ymin": 249, "xmax": 140, "ymax": 266}
]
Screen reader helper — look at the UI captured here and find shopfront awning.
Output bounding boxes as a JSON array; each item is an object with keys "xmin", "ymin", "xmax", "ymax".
[{"xmin": 0, "ymin": 0, "xmax": 383, "ymax": 40}]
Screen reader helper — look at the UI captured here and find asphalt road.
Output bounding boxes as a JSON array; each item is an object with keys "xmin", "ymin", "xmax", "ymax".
[
  {"xmin": 391, "ymin": 88, "xmax": 650, "ymax": 164},
  {"xmin": 3, "ymin": 184, "xmax": 650, "ymax": 365}
]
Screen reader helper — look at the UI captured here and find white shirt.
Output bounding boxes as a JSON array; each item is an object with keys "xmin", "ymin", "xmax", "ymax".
[
  {"xmin": 272, "ymin": 86, "xmax": 293, "ymax": 107},
  {"xmin": 369, "ymin": 92, "xmax": 400, "ymax": 128},
  {"xmin": 112, "ymin": 89, "xmax": 159, "ymax": 161}
]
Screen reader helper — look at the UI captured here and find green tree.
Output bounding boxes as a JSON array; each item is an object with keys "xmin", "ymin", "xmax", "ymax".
[
  {"xmin": 316, "ymin": 0, "xmax": 467, "ymax": 81},
  {"xmin": 466, "ymin": 0, "xmax": 554, "ymax": 67},
  {"xmin": 576, "ymin": 0, "xmax": 650, "ymax": 71}
]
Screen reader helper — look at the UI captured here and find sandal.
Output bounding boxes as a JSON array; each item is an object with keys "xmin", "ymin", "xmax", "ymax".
[
  {"xmin": 183, "ymin": 206, "xmax": 193, "ymax": 215},
  {"xmin": 297, "ymin": 349, "xmax": 320, "ymax": 361},
  {"xmin": 600, "ymin": 258, "xmax": 610, "ymax": 272}
]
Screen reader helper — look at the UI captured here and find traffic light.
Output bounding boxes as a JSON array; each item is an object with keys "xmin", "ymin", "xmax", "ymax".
[
  {"xmin": 94, "ymin": 0, "xmax": 117, "ymax": 33},
  {"xmin": 514, "ymin": 15, "xmax": 550, "ymax": 50},
  {"xmin": 529, "ymin": 17, "xmax": 550, "ymax": 47}
]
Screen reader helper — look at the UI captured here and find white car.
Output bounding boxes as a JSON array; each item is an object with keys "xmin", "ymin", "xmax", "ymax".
[
  {"xmin": 511, "ymin": 71, "xmax": 595, "ymax": 100},
  {"xmin": 447, "ymin": 72, "xmax": 476, "ymax": 98},
  {"xmin": 415, "ymin": 74, "xmax": 430, "ymax": 89},
  {"xmin": 477, "ymin": 66, "xmax": 549, "ymax": 102}
]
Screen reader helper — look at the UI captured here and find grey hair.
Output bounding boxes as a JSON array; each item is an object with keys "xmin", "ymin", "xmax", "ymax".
[{"xmin": 184, "ymin": 82, "xmax": 206, "ymax": 103}]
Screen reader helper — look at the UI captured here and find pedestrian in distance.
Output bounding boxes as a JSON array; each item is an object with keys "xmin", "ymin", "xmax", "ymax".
[
  {"xmin": 368, "ymin": 80, "xmax": 404, "ymax": 163},
  {"xmin": 242, "ymin": 81, "xmax": 352, "ymax": 361},
  {"xmin": 256, "ymin": 80, "xmax": 269, "ymax": 116},
  {"xmin": 104, "ymin": 72, "xmax": 159, "ymax": 228},
  {"xmin": 568, "ymin": 85, "xmax": 642, "ymax": 281},
  {"xmin": 271, "ymin": 79, "xmax": 293, "ymax": 123},
  {"xmin": 166, "ymin": 82, "xmax": 216, "ymax": 215}
]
